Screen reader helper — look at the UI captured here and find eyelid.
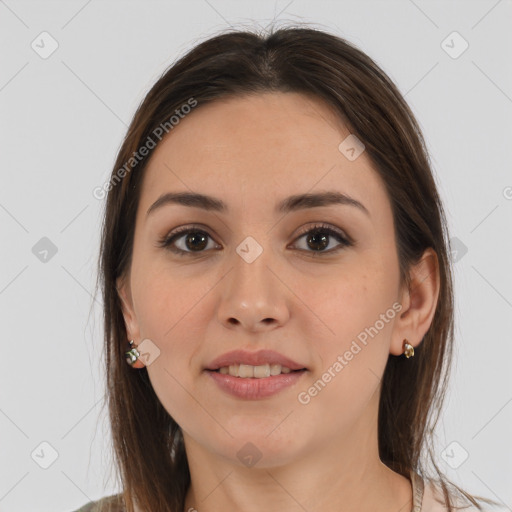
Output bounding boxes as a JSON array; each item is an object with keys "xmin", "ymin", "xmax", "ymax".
[{"xmin": 292, "ymin": 222, "xmax": 352, "ymax": 244}]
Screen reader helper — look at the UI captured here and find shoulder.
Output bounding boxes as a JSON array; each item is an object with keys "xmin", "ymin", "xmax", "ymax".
[
  {"xmin": 70, "ymin": 494, "xmax": 125, "ymax": 512},
  {"xmin": 422, "ymin": 479, "xmax": 508, "ymax": 512},
  {"xmin": 421, "ymin": 479, "xmax": 458, "ymax": 511}
]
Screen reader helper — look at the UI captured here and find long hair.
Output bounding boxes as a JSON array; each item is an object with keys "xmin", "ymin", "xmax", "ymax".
[{"xmin": 95, "ymin": 24, "xmax": 498, "ymax": 511}]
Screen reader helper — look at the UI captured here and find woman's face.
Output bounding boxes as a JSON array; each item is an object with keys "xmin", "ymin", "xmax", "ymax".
[{"xmin": 117, "ymin": 92, "xmax": 433, "ymax": 467}]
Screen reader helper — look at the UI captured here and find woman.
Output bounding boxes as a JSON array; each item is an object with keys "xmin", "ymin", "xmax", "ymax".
[{"xmin": 76, "ymin": 25, "xmax": 504, "ymax": 512}]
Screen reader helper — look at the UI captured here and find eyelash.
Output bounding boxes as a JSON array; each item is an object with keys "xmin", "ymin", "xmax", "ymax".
[{"xmin": 157, "ymin": 223, "xmax": 353, "ymax": 257}]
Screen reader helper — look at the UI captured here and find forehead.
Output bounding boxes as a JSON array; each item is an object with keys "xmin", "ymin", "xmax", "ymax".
[{"xmin": 139, "ymin": 92, "xmax": 388, "ymax": 220}]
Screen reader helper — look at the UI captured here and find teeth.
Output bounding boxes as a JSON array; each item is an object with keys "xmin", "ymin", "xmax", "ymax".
[
  {"xmin": 270, "ymin": 364, "xmax": 281, "ymax": 376},
  {"xmin": 239, "ymin": 364, "xmax": 255, "ymax": 378},
  {"xmin": 216, "ymin": 363, "xmax": 296, "ymax": 378}
]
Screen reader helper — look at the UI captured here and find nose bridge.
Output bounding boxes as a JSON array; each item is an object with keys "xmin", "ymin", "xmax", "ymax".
[{"xmin": 217, "ymin": 234, "xmax": 290, "ymax": 331}]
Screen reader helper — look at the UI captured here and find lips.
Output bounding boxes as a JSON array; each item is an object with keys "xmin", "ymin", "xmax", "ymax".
[{"xmin": 204, "ymin": 349, "xmax": 307, "ymax": 372}]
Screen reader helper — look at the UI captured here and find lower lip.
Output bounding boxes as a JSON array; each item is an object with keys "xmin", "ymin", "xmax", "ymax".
[{"xmin": 205, "ymin": 369, "xmax": 307, "ymax": 400}]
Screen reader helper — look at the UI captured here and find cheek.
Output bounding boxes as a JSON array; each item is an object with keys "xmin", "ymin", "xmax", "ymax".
[
  {"xmin": 294, "ymin": 269, "xmax": 397, "ymax": 433},
  {"xmin": 131, "ymin": 262, "xmax": 216, "ymax": 415},
  {"xmin": 309, "ymin": 261, "xmax": 396, "ymax": 345},
  {"xmin": 132, "ymin": 252, "xmax": 210, "ymax": 343},
  {"xmin": 136, "ymin": 279, "xmax": 205, "ymax": 429},
  {"xmin": 298, "ymin": 257, "xmax": 398, "ymax": 399}
]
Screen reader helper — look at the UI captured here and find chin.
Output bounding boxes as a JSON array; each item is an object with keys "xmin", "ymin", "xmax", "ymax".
[{"xmin": 206, "ymin": 430, "xmax": 308, "ymax": 469}]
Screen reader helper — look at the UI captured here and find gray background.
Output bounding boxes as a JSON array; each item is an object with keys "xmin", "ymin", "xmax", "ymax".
[{"xmin": 1, "ymin": 1, "xmax": 511, "ymax": 511}]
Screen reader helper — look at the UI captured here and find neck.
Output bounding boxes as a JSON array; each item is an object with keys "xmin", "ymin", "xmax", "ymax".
[{"xmin": 182, "ymin": 390, "xmax": 412, "ymax": 512}]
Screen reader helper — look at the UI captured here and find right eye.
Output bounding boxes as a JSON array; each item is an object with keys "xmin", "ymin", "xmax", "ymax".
[{"xmin": 158, "ymin": 225, "xmax": 221, "ymax": 256}]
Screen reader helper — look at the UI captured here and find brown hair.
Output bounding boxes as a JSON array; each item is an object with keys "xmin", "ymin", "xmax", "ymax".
[{"xmin": 94, "ymin": 24, "xmax": 498, "ymax": 512}]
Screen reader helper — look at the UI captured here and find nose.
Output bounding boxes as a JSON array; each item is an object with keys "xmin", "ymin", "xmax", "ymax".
[{"xmin": 216, "ymin": 247, "xmax": 291, "ymax": 333}]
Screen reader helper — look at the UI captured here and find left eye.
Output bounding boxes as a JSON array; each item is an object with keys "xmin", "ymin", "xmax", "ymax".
[{"xmin": 291, "ymin": 225, "xmax": 351, "ymax": 254}]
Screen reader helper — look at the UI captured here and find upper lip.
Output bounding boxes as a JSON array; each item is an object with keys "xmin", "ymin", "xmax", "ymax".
[{"xmin": 205, "ymin": 349, "xmax": 307, "ymax": 371}]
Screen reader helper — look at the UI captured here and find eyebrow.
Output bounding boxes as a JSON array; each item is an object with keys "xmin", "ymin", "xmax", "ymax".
[{"xmin": 146, "ymin": 190, "xmax": 370, "ymax": 217}]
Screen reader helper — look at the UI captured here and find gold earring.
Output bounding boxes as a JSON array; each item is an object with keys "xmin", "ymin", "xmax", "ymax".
[{"xmin": 403, "ymin": 339, "xmax": 414, "ymax": 358}]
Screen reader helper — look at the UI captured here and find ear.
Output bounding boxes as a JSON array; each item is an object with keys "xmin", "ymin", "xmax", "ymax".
[
  {"xmin": 117, "ymin": 275, "xmax": 145, "ymax": 368},
  {"xmin": 390, "ymin": 248, "xmax": 441, "ymax": 356}
]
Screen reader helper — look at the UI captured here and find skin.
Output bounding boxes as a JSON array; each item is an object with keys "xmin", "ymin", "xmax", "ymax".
[{"xmin": 117, "ymin": 92, "xmax": 440, "ymax": 512}]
